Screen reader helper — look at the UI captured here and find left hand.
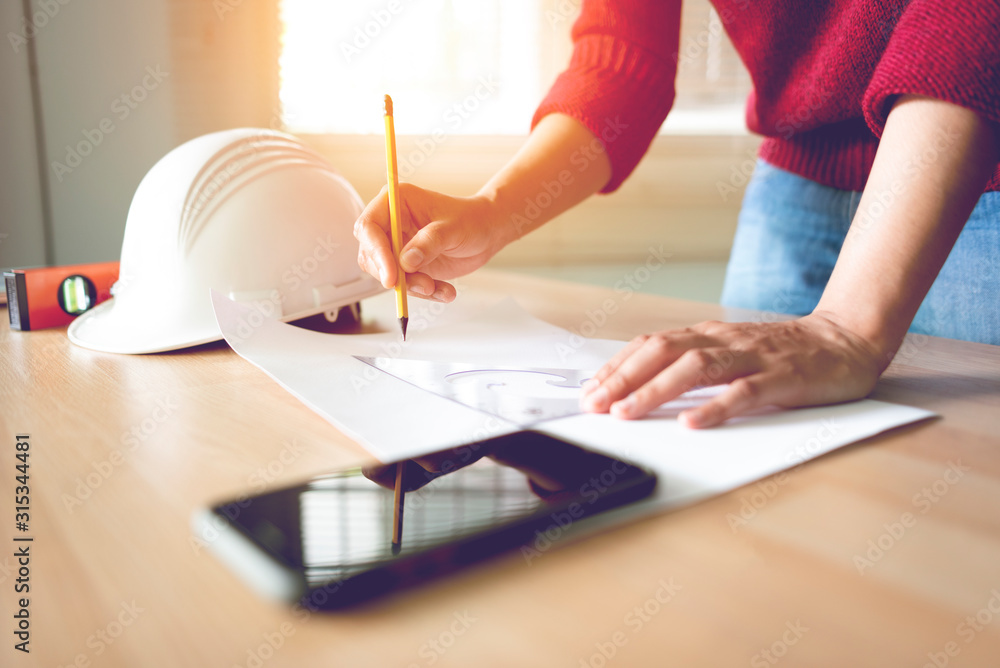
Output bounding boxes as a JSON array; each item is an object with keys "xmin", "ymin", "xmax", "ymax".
[{"xmin": 579, "ymin": 311, "xmax": 885, "ymax": 428}]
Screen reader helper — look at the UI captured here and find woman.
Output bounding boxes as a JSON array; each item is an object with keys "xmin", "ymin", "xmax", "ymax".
[{"xmin": 354, "ymin": 0, "xmax": 1000, "ymax": 428}]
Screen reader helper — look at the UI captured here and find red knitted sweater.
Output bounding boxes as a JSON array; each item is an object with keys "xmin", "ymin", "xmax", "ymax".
[{"xmin": 532, "ymin": 0, "xmax": 1000, "ymax": 193}]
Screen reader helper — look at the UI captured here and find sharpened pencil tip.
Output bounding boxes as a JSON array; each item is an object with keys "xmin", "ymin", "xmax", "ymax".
[
  {"xmin": 399, "ymin": 316, "xmax": 408, "ymax": 341},
  {"xmin": 391, "ymin": 542, "xmax": 401, "ymax": 556}
]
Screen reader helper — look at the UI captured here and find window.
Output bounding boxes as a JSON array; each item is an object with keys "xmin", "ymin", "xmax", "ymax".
[
  {"xmin": 666, "ymin": 1, "xmax": 753, "ymax": 133},
  {"xmin": 278, "ymin": 0, "xmax": 753, "ymax": 136}
]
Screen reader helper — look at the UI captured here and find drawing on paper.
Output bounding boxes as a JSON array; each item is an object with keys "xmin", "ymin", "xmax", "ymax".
[{"xmin": 353, "ymin": 356, "xmax": 592, "ymax": 426}]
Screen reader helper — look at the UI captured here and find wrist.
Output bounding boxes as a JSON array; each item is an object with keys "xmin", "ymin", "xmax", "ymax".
[
  {"xmin": 467, "ymin": 190, "xmax": 518, "ymax": 259},
  {"xmin": 807, "ymin": 307, "xmax": 902, "ymax": 371},
  {"xmin": 472, "ymin": 184, "xmax": 526, "ymax": 252}
]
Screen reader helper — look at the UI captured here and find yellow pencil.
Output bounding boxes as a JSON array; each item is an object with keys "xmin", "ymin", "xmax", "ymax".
[{"xmin": 383, "ymin": 94, "xmax": 409, "ymax": 341}]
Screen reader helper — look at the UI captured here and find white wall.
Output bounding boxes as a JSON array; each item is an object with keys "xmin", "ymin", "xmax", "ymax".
[
  {"xmin": 37, "ymin": 0, "xmax": 178, "ymax": 265},
  {"xmin": 1, "ymin": 0, "xmax": 178, "ymax": 269},
  {"xmin": 0, "ymin": 0, "xmax": 48, "ymax": 269}
]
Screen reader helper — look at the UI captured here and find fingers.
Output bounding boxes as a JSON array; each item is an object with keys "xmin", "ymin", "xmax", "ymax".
[
  {"xmin": 678, "ymin": 374, "xmax": 774, "ymax": 429},
  {"xmin": 354, "ymin": 187, "xmax": 397, "ymax": 289},
  {"xmin": 412, "ymin": 442, "xmax": 490, "ymax": 474},
  {"xmin": 578, "ymin": 326, "xmax": 772, "ymax": 425},
  {"xmin": 405, "ymin": 273, "xmax": 456, "ymax": 303},
  {"xmin": 405, "ymin": 272, "xmax": 435, "ymax": 299},
  {"xmin": 580, "ymin": 331, "xmax": 712, "ymax": 413},
  {"xmin": 362, "ymin": 460, "xmax": 447, "ymax": 492},
  {"xmin": 608, "ymin": 348, "xmax": 759, "ymax": 420},
  {"xmin": 355, "ymin": 184, "xmax": 471, "ymax": 294},
  {"xmin": 581, "ymin": 335, "xmax": 651, "ymax": 392},
  {"xmin": 578, "ymin": 314, "xmax": 883, "ymax": 428},
  {"xmin": 360, "ymin": 463, "xmax": 397, "ymax": 489},
  {"xmin": 356, "ymin": 185, "xmax": 393, "ymax": 233},
  {"xmin": 399, "ymin": 220, "xmax": 462, "ymax": 274}
]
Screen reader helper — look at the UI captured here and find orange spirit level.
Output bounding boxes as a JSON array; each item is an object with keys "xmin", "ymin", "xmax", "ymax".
[{"xmin": 4, "ymin": 261, "xmax": 119, "ymax": 331}]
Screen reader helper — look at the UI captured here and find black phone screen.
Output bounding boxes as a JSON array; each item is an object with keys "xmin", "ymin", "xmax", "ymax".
[{"xmin": 201, "ymin": 431, "xmax": 656, "ymax": 608}]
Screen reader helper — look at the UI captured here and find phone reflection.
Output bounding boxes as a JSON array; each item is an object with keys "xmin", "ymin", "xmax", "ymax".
[{"xmin": 213, "ymin": 431, "xmax": 655, "ymax": 606}]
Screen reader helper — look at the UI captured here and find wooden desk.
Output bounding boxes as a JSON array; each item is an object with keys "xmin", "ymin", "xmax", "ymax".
[{"xmin": 3, "ymin": 270, "xmax": 1000, "ymax": 667}]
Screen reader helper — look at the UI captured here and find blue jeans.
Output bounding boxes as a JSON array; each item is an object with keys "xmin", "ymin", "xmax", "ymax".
[{"xmin": 721, "ymin": 160, "xmax": 1000, "ymax": 345}]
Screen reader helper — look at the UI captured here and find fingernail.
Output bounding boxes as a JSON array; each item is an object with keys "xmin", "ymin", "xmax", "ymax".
[
  {"xmin": 581, "ymin": 386, "xmax": 608, "ymax": 411},
  {"xmin": 430, "ymin": 288, "xmax": 449, "ymax": 302},
  {"xmin": 680, "ymin": 410, "xmax": 702, "ymax": 428},
  {"xmin": 581, "ymin": 379, "xmax": 599, "ymax": 395},
  {"xmin": 401, "ymin": 248, "xmax": 424, "ymax": 271},
  {"xmin": 409, "ymin": 284, "xmax": 431, "ymax": 296},
  {"xmin": 611, "ymin": 394, "xmax": 636, "ymax": 419}
]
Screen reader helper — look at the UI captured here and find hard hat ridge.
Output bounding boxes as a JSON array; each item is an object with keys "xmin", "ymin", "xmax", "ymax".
[
  {"xmin": 179, "ymin": 131, "xmax": 334, "ymax": 258},
  {"xmin": 68, "ymin": 128, "xmax": 383, "ymax": 354}
]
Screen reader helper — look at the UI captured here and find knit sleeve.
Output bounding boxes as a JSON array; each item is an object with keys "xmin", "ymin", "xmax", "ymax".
[
  {"xmin": 863, "ymin": 0, "xmax": 1000, "ymax": 137},
  {"xmin": 531, "ymin": 0, "xmax": 682, "ymax": 193}
]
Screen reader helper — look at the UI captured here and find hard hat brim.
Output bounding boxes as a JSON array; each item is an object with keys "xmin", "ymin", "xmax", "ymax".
[{"xmin": 68, "ymin": 297, "xmax": 223, "ymax": 354}]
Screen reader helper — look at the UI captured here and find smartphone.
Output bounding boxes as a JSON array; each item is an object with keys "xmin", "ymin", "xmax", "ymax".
[{"xmin": 193, "ymin": 431, "xmax": 656, "ymax": 609}]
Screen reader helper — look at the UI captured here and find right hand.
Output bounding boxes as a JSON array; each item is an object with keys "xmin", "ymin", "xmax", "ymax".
[{"xmin": 353, "ymin": 183, "xmax": 506, "ymax": 303}]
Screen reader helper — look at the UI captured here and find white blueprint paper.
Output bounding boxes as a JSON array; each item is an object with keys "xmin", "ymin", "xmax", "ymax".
[{"xmin": 212, "ymin": 291, "xmax": 935, "ymax": 508}]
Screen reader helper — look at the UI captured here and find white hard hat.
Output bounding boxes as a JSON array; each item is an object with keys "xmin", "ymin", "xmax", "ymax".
[{"xmin": 69, "ymin": 128, "xmax": 383, "ymax": 354}]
